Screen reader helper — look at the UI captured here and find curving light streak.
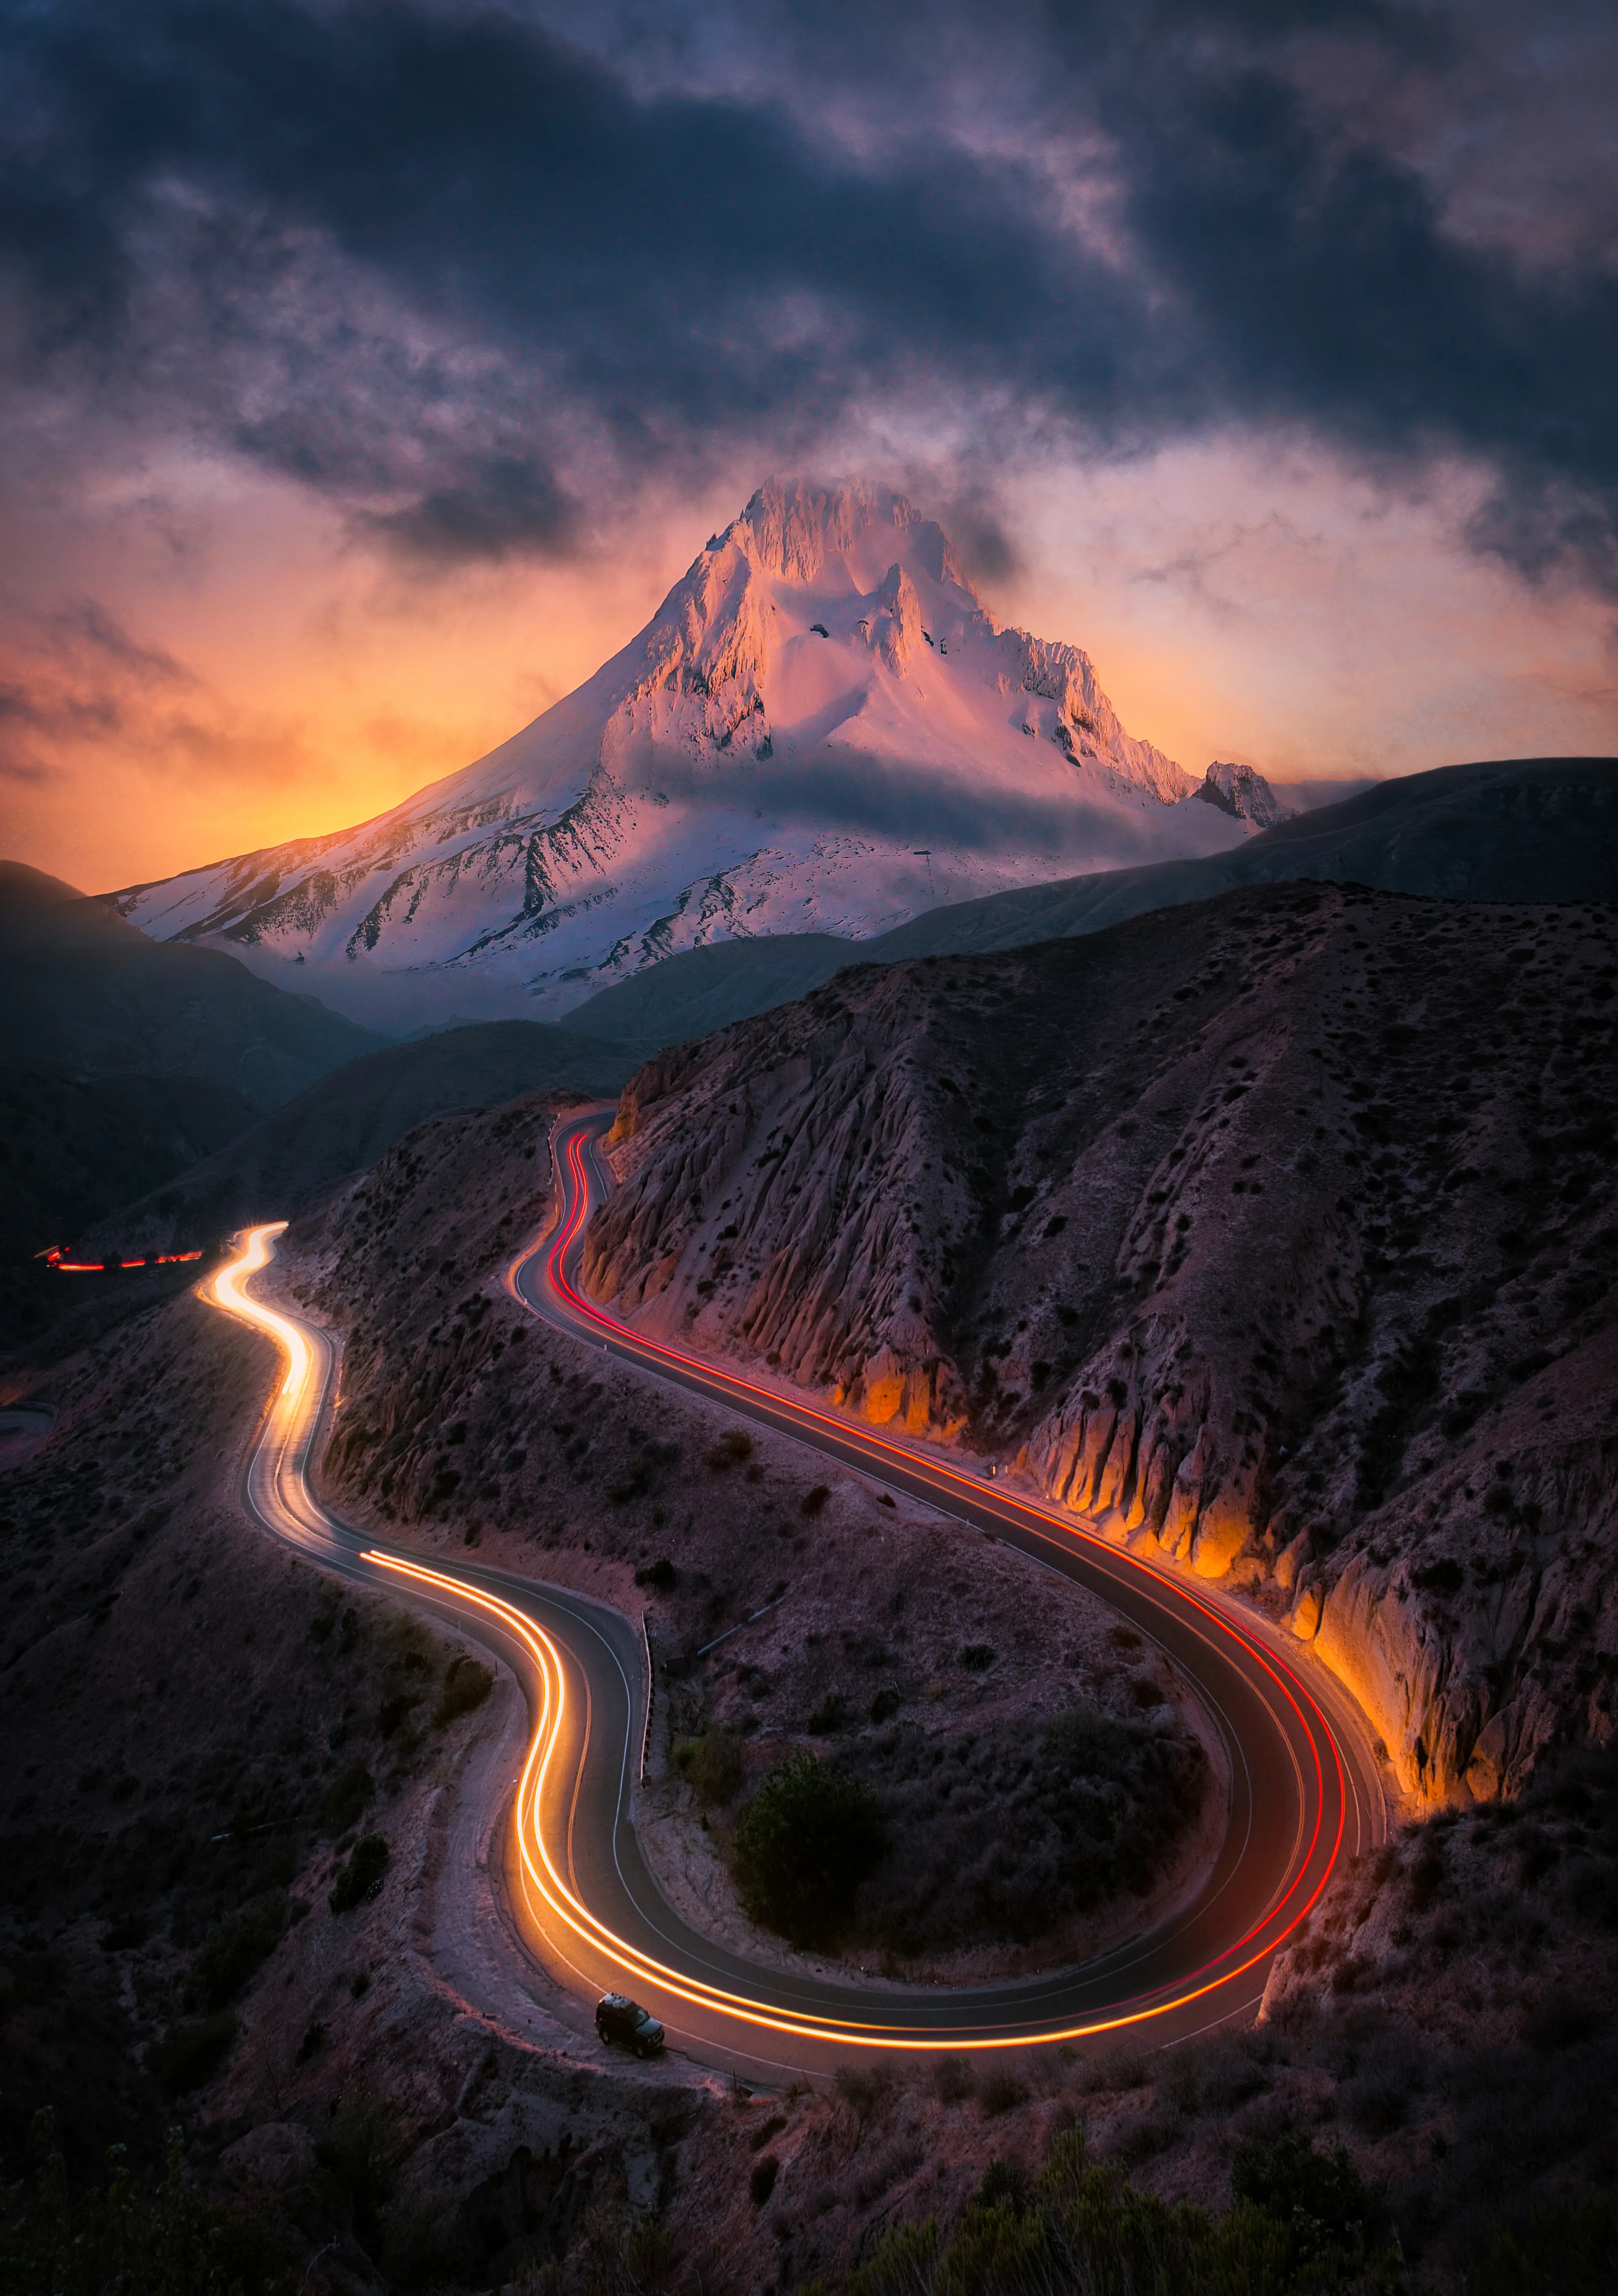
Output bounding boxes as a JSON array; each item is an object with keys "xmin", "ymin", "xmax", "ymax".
[
  {"xmin": 205, "ymin": 1155, "xmax": 1364, "ymax": 2060},
  {"xmin": 211, "ymin": 1221, "xmax": 311, "ymax": 1400},
  {"xmin": 504, "ymin": 1119, "xmax": 1358, "ymax": 2036},
  {"xmin": 363, "ymin": 1545, "xmax": 1311, "ymax": 2051}
]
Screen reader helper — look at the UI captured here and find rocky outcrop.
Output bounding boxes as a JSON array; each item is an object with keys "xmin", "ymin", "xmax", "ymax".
[
  {"xmin": 1192, "ymin": 759, "xmax": 1290, "ymax": 831},
  {"xmin": 588, "ymin": 881, "xmax": 1618, "ymax": 1802}
]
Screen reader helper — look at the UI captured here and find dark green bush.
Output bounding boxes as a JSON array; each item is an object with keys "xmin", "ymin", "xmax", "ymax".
[
  {"xmin": 190, "ymin": 1892, "xmax": 286, "ymax": 2012},
  {"xmin": 434, "ymin": 1654, "xmax": 493, "ymax": 1727},
  {"xmin": 147, "ymin": 2011, "xmax": 238, "ymax": 2096},
  {"xmin": 329, "ymin": 1833, "xmax": 389, "ymax": 1913},
  {"xmin": 1477, "ymin": 2194, "xmax": 1617, "ymax": 2296},
  {"xmin": 806, "ymin": 1691, "xmax": 850, "ymax": 1735},
  {"xmin": 1230, "ymin": 2127, "xmax": 1383, "ymax": 2271},
  {"xmin": 732, "ymin": 1754, "xmax": 886, "ymax": 1949},
  {"xmin": 672, "ymin": 1728, "xmax": 745, "ymax": 1806},
  {"xmin": 842, "ymin": 2126, "xmax": 1305, "ymax": 2296},
  {"xmin": 321, "ymin": 1757, "xmax": 375, "ymax": 1836}
]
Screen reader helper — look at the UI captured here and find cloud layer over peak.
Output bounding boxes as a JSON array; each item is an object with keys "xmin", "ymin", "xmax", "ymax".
[{"xmin": 3, "ymin": 0, "xmax": 1615, "ymax": 589}]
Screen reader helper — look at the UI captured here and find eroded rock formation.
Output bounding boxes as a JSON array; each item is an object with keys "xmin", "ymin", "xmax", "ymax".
[{"xmin": 585, "ymin": 882, "xmax": 1618, "ymax": 1802}]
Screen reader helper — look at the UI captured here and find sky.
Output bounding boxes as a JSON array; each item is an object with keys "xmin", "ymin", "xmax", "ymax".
[{"xmin": 2, "ymin": 0, "xmax": 1616, "ymax": 893}]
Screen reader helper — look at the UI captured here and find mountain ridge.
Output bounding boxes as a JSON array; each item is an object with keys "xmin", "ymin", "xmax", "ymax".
[
  {"xmin": 104, "ymin": 477, "xmax": 1254, "ymax": 1032},
  {"xmin": 555, "ymin": 754, "xmax": 1618, "ymax": 1050}
]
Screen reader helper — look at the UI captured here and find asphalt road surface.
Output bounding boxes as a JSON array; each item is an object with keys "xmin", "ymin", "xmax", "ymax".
[{"xmin": 209, "ymin": 1112, "xmax": 1385, "ymax": 2083}]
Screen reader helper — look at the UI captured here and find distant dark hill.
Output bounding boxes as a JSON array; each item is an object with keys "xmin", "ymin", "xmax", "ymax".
[
  {"xmin": 560, "ymin": 756, "xmax": 1618, "ymax": 1049},
  {"xmin": 0, "ymin": 1065, "xmax": 257, "ymax": 1360},
  {"xmin": 0, "ymin": 859, "xmax": 383, "ymax": 1109},
  {"xmin": 72, "ymin": 1019, "xmax": 649, "ymax": 1262}
]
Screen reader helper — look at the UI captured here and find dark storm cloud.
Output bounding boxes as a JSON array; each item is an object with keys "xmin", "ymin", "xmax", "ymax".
[{"xmin": 2, "ymin": 0, "xmax": 1615, "ymax": 588}]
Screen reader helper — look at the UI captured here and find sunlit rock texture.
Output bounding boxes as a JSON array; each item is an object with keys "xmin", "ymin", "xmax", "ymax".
[{"xmin": 586, "ymin": 881, "xmax": 1618, "ymax": 1806}]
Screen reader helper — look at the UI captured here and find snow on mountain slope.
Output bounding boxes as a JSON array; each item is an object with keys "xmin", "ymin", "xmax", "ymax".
[{"xmin": 108, "ymin": 479, "xmax": 1248, "ymax": 1030}]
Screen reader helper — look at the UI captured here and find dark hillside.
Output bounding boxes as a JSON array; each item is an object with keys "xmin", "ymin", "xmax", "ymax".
[
  {"xmin": 0, "ymin": 860, "xmax": 382, "ymax": 1107},
  {"xmin": 70, "ymin": 1019, "xmax": 647, "ymax": 1263}
]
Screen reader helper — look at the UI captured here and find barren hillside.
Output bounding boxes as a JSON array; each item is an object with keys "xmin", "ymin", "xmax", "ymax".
[{"xmin": 584, "ymin": 882, "xmax": 1618, "ymax": 1806}]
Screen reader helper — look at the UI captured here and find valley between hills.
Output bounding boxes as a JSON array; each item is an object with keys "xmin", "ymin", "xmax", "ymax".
[{"xmin": 4, "ymin": 842, "xmax": 1617, "ymax": 2293}]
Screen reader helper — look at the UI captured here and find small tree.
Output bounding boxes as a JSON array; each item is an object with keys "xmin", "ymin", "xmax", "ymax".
[{"xmin": 731, "ymin": 1754, "xmax": 886, "ymax": 1950}]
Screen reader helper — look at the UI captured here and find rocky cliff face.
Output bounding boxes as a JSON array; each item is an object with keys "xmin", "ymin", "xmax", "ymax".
[{"xmin": 585, "ymin": 882, "xmax": 1618, "ymax": 1805}]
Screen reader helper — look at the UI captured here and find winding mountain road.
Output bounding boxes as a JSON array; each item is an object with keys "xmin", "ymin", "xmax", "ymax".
[{"xmin": 209, "ymin": 1110, "xmax": 1386, "ymax": 2082}]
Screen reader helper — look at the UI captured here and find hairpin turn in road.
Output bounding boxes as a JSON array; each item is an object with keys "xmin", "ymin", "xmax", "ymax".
[{"xmin": 208, "ymin": 1110, "xmax": 1385, "ymax": 2081}]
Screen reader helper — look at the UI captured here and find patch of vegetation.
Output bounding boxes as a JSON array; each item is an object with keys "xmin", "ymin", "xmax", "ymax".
[
  {"xmin": 845, "ymin": 1703, "xmax": 1206, "ymax": 1955},
  {"xmin": 147, "ymin": 2012, "xmax": 238, "ymax": 2098},
  {"xmin": 806, "ymin": 1691, "xmax": 850, "ymax": 1735},
  {"xmin": 189, "ymin": 1893, "xmax": 286, "ymax": 2013},
  {"xmin": 706, "ymin": 1429, "xmax": 755, "ymax": 1472},
  {"xmin": 321, "ymin": 1758, "xmax": 375, "ymax": 1836},
  {"xmin": 433, "ymin": 1654, "xmax": 493, "ymax": 1726},
  {"xmin": 328, "ymin": 1833, "xmax": 389, "ymax": 1913},
  {"xmin": 801, "ymin": 1484, "xmax": 832, "ymax": 1515},
  {"xmin": 1230, "ymin": 2127, "xmax": 1385, "ymax": 2274},
  {"xmin": 635, "ymin": 1556, "xmax": 679, "ymax": 1591},
  {"xmin": 731, "ymin": 1754, "xmax": 887, "ymax": 1950},
  {"xmin": 0, "ymin": 2115, "xmax": 285, "ymax": 2294},
  {"xmin": 672, "ymin": 1727, "xmax": 745, "ymax": 1806},
  {"xmin": 822, "ymin": 2124, "xmax": 1392, "ymax": 2296}
]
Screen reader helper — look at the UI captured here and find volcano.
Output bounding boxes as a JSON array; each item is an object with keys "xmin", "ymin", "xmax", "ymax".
[{"xmin": 108, "ymin": 479, "xmax": 1255, "ymax": 1030}]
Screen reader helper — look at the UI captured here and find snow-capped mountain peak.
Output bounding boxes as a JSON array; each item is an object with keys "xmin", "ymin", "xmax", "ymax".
[{"xmin": 108, "ymin": 477, "xmax": 1251, "ymax": 1032}]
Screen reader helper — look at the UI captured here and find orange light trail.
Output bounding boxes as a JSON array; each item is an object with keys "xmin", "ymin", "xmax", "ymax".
[
  {"xmin": 512, "ymin": 1121, "xmax": 1355, "ymax": 2023},
  {"xmin": 363, "ymin": 1545, "xmax": 1316, "ymax": 2050},
  {"xmin": 204, "ymin": 1142, "xmax": 1369, "ymax": 2059},
  {"xmin": 209, "ymin": 1221, "xmax": 311, "ymax": 1400}
]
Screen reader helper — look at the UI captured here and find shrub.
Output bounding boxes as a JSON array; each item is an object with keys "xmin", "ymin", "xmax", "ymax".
[
  {"xmin": 1230, "ymin": 2127, "xmax": 1383, "ymax": 2267},
  {"xmin": 635, "ymin": 1556, "xmax": 679, "ymax": 1591},
  {"xmin": 434, "ymin": 1654, "xmax": 494, "ymax": 1726},
  {"xmin": 845, "ymin": 1701, "xmax": 1207, "ymax": 1956},
  {"xmin": 1477, "ymin": 2193, "xmax": 1617, "ymax": 2296},
  {"xmin": 707, "ymin": 1429, "xmax": 755, "ymax": 1471},
  {"xmin": 749, "ymin": 2154, "xmax": 780, "ymax": 2207},
  {"xmin": 190, "ymin": 1892, "xmax": 286, "ymax": 2012},
  {"xmin": 321, "ymin": 1757, "xmax": 375, "ymax": 1836},
  {"xmin": 801, "ymin": 1484, "xmax": 832, "ymax": 1515},
  {"xmin": 672, "ymin": 1728, "xmax": 745, "ymax": 1806},
  {"xmin": 731, "ymin": 1754, "xmax": 887, "ymax": 1949},
  {"xmin": 148, "ymin": 2011, "xmax": 238, "ymax": 2095},
  {"xmin": 329, "ymin": 1833, "xmax": 389, "ymax": 1912},
  {"xmin": 806, "ymin": 1691, "xmax": 850, "ymax": 1735},
  {"xmin": 979, "ymin": 2068, "xmax": 1028, "ymax": 2117},
  {"xmin": 4, "ymin": 2117, "xmax": 285, "ymax": 2291}
]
